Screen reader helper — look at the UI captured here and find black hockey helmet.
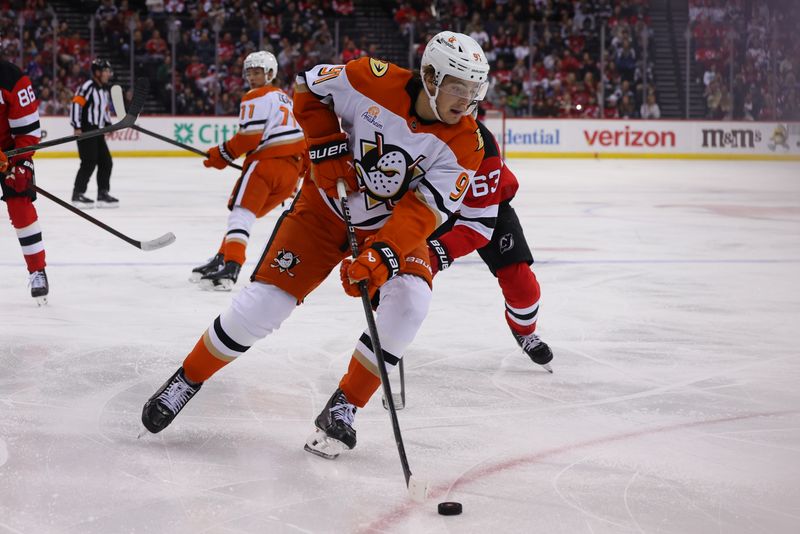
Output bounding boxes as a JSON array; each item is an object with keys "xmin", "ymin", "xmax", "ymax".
[{"xmin": 91, "ymin": 59, "xmax": 112, "ymax": 73}]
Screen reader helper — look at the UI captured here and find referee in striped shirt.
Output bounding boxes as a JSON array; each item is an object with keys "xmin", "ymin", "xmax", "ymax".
[{"xmin": 71, "ymin": 59, "xmax": 117, "ymax": 208}]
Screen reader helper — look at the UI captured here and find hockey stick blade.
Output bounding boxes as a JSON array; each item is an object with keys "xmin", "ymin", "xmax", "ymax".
[
  {"xmin": 32, "ymin": 186, "xmax": 175, "ymax": 252},
  {"xmin": 6, "ymin": 78, "xmax": 149, "ymax": 158},
  {"xmin": 408, "ymin": 475, "xmax": 429, "ymax": 503},
  {"xmin": 139, "ymin": 232, "xmax": 176, "ymax": 251}
]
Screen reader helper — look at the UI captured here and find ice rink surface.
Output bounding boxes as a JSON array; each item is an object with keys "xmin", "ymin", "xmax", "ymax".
[{"xmin": 1, "ymin": 157, "xmax": 799, "ymax": 534}]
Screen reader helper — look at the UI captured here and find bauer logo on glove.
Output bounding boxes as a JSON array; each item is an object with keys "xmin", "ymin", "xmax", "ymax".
[
  {"xmin": 340, "ymin": 237, "xmax": 404, "ymax": 297},
  {"xmin": 307, "ymin": 132, "xmax": 358, "ymax": 197}
]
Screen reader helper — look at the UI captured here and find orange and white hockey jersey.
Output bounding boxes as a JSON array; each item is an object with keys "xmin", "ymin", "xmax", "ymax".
[
  {"xmin": 294, "ymin": 57, "xmax": 484, "ymax": 255},
  {"xmin": 226, "ymin": 85, "xmax": 306, "ymax": 163}
]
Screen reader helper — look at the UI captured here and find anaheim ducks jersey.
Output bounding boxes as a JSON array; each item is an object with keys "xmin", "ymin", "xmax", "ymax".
[
  {"xmin": 0, "ymin": 60, "xmax": 41, "ymax": 161},
  {"xmin": 234, "ymin": 85, "xmax": 306, "ymax": 161},
  {"xmin": 297, "ymin": 57, "xmax": 484, "ymax": 233}
]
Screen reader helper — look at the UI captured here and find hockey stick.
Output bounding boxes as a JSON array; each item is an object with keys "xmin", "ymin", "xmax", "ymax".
[
  {"xmin": 6, "ymin": 78, "xmax": 149, "ymax": 158},
  {"xmin": 109, "ymin": 86, "xmax": 243, "ymax": 171},
  {"xmin": 336, "ymin": 179, "xmax": 428, "ymax": 502},
  {"xmin": 33, "ymin": 185, "xmax": 175, "ymax": 251}
]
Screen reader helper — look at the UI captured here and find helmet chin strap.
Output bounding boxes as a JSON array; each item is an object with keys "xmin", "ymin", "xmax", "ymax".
[{"xmin": 423, "ymin": 80, "xmax": 444, "ymax": 122}]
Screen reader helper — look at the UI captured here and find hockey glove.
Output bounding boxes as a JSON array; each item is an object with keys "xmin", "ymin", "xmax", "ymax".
[
  {"xmin": 340, "ymin": 237, "xmax": 404, "ymax": 298},
  {"xmin": 4, "ymin": 159, "xmax": 34, "ymax": 193},
  {"xmin": 0, "ymin": 149, "xmax": 8, "ymax": 173},
  {"xmin": 204, "ymin": 142, "xmax": 236, "ymax": 169},
  {"xmin": 427, "ymin": 239, "xmax": 452, "ymax": 276},
  {"xmin": 308, "ymin": 132, "xmax": 357, "ymax": 197}
]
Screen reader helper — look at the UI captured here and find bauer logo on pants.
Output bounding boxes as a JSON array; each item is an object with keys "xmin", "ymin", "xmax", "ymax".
[
  {"xmin": 499, "ymin": 233, "xmax": 515, "ymax": 254},
  {"xmin": 270, "ymin": 249, "xmax": 300, "ymax": 276}
]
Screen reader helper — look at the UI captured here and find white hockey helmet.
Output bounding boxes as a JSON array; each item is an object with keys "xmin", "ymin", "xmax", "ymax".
[
  {"xmin": 243, "ymin": 51, "xmax": 278, "ymax": 84},
  {"xmin": 420, "ymin": 31, "xmax": 489, "ymax": 119}
]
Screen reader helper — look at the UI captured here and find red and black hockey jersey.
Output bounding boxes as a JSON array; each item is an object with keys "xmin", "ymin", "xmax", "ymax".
[
  {"xmin": 0, "ymin": 60, "xmax": 41, "ymax": 163},
  {"xmin": 435, "ymin": 119, "xmax": 519, "ymax": 260}
]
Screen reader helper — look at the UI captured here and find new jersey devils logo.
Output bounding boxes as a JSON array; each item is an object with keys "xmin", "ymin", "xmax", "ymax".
[
  {"xmin": 270, "ymin": 249, "xmax": 300, "ymax": 276},
  {"xmin": 499, "ymin": 233, "xmax": 514, "ymax": 254},
  {"xmin": 354, "ymin": 132, "xmax": 426, "ymax": 210}
]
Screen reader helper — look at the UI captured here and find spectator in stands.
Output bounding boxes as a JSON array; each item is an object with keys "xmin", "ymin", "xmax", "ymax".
[
  {"xmin": 145, "ymin": 29, "xmax": 168, "ymax": 62},
  {"xmin": 618, "ymin": 94, "xmax": 637, "ymax": 118},
  {"xmin": 640, "ymin": 92, "xmax": 661, "ymax": 119},
  {"xmin": 703, "ymin": 63, "xmax": 717, "ymax": 87}
]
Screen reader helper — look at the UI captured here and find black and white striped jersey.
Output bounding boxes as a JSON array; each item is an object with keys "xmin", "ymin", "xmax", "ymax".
[{"xmin": 70, "ymin": 79, "xmax": 111, "ymax": 130}]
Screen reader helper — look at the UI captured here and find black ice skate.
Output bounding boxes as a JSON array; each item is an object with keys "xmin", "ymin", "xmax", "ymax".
[
  {"xmin": 29, "ymin": 269, "xmax": 48, "ymax": 306},
  {"xmin": 189, "ymin": 253, "xmax": 224, "ymax": 283},
  {"xmin": 189, "ymin": 252, "xmax": 225, "ymax": 284},
  {"xmin": 141, "ymin": 367, "xmax": 203, "ymax": 434},
  {"xmin": 96, "ymin": 190, "xmax": 119, "ymax": 208},
  {"xmin": 71, "ymin": 192, "xmax": 94, "ymax": 209},
  {"xmin": 304, "ymin": 388, "xmax": 357, "ymax": 459},
  {"xmin": 200, "ymin": 260, "xmax": 240, "ymax": 291},
  {"xmin": 513, "ymin": 330, "xmax": 554, "ymax": 373}
]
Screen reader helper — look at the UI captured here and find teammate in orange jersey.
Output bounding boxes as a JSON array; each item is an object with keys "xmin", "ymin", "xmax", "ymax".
[
  {"xmin": 141, "ymin": 32, "xmax": 490, "ymax": 461},
  {"xmin": 190, "ymin": 50, "xmax": 307, "ymax": 291},
  {"xmin": 0, "ymin": 59, "xmax": 48, "ymax": 305}
]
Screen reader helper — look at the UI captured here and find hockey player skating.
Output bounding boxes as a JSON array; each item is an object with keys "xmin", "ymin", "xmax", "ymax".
[
  {"xmin": 426, "ymin": 118, "xmax": 553, "ymax": 371},
  {"xmin": 0, "ymin": 60, "xmax": 48, "ymax": 305},
  {"xmin": 190, "ymin": 51, "xmax": 307, "ymax": 291},
  {"xmin": 141, "ymin": 32, "xmax": 490, "ymax": 461}
]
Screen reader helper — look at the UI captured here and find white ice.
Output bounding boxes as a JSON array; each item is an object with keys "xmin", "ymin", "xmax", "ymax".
[{"xmin": 1, "ymin": 157, "xmax": 799, "ymax": 534}]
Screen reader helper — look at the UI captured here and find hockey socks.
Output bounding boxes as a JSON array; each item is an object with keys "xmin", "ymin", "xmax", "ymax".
[
  {"xmin": 7, "ymin": 198, "xmax": 46, "ymax": 273},
  {"xmin": 338, "ymin": 354, "xmax": 382, "ymax": 408},
  {"xmin": 182, "ymin": 319, "xmax": 239, "ymax": 383},
  {"xmin": 497, "ymin": 262, "xmax": 540, "ymax": 336},
  {"xmin": 223, "ymin": 231, "xmax": 247, "ymax": 265}
]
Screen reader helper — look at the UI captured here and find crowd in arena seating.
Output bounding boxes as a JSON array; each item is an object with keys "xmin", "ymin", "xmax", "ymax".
[
  {"xmin": 0, "ymin": 0, "xmax": 93, "ymax": 116},
  {"xmin": 690, "ymin": 0, "xmax": 799, "ymax": 120},
  {"xmin": 2, "ymin": 0, "xmax": 795, "ymax": 120},
  {"xmin": 397, "ymin": 0, "xmax": 659, "ymax": 119}
]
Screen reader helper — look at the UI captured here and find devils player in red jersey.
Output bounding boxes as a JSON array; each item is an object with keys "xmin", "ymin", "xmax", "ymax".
[
  {"xmin": 0, "ymin": 59, "xmax": 48, "ymax": 305},
  {"xmin": 427, "ymin": 118, "xmax": 554, "ymax": 371}
]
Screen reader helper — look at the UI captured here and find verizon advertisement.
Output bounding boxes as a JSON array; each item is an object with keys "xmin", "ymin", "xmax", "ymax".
[
  {"xmin": 480, "ymin": 118, "xmax": 800, "ymax": 159},
  {"xmin": 37, "ymin": 116, "xmax": 800, "ymax": 160}
]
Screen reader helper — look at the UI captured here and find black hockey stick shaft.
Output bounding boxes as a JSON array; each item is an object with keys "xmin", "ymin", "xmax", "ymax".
[
  {"xmin": 131, "ymin": 125, "xmax": 243, "ymax": 171},
  {"xmin": 336, "ymin": 180, "xmax": 414, "ymax": 488},
  {"xmin": 33, "ymin": 185, "xmax": 174, "ymax": 250},
  {"xmin": 108, "ymin": 87, "xmax": 242, "ymax": 170},
  {"xmin": 399, "ymin": 358, "xmax": 406, "ymax": 405},
  {"xmin": 6, "ymin": 78, "xmax": 149, "ymax": 158}
]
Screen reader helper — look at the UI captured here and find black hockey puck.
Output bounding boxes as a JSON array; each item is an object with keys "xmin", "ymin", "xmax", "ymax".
[{"xmin": 438, "ymin": 501, "xmax": 463, "ymax": 516}]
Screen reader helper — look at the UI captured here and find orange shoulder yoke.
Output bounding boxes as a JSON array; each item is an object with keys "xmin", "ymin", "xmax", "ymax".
[{"xmin": 241, "ymin": 85, "xmax": 280, "ymax": 103}]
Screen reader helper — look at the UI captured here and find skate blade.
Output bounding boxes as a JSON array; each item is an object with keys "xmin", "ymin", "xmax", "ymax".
[
  {"xmin": 34, "ymin": 295, "xmax": 48, "ymax": 306},
  {"xmin": 189, "ymin": 272, "xmax": 203, "ymax": 283},
  {"xmin": 540, "ymin": 363, "xmax": 553, "ymax": 373},
  {"xmin": 199, "ymin": 279, "xmax": 234, "ymax": 292},
  {"xmin": 304, "ymin": 429, "xmax": 347, "ymax": 460},
  {"xmin": 71, "ymin": 202, "xmax": 94, "ymax": 209},
  {"xmin": 96, "ymin": 202, "xmax": 120, "ymax": 209}
]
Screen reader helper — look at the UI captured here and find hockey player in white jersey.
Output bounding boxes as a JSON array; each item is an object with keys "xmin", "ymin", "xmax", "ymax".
[
  {"xmin": 190, "ymin": 51, "xmax": 307, "ymax": 290},
  {"xmin": 141, "ymin": 33, "xmax": 489, "ymax": 463}
]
